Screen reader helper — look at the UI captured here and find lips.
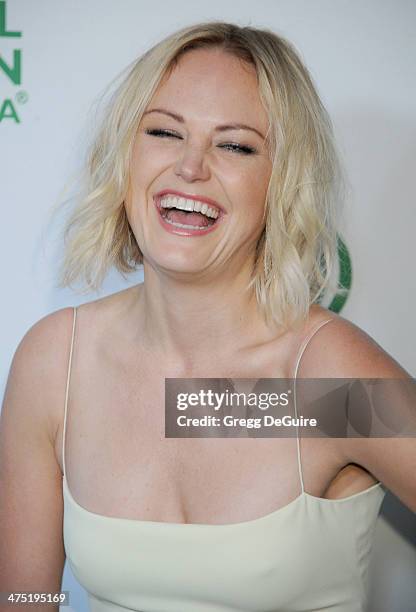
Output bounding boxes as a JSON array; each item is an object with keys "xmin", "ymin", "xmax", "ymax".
[
  {"xmin": 154, "ymin": 189, "xmax": 226, "ymax": 216},
  {"xmin": 153, "ymin": 190, "xmax": 225, "ymax": 237}
]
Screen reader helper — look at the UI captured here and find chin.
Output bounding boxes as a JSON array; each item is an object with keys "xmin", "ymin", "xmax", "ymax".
[{"xmin": 144, "ymin": 250, "xmax": 210, "ymax": 277}]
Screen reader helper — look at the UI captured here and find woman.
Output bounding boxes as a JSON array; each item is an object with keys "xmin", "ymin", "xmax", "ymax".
[{"xmin": 0, "ymin": 20, "xmax": 414, "ymax": 612}]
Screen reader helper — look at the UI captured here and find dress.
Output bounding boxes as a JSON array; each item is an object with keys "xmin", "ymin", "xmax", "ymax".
[{"xmin": 62, "ymin": 306, "xmax": 385, "ymax": 612}]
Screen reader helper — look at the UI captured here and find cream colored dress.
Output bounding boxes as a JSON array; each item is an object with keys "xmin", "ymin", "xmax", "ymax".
[{"xmin": 62, "ymin": 307, "xmax": 385, "ymax": 612}]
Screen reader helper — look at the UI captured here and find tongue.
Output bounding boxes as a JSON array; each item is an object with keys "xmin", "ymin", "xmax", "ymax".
[{"xmin": 166, "ymin": 209, "xmax": 213, "ymax": 227}]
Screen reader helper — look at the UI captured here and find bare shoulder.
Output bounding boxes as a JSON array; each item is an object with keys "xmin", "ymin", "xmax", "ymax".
[
  {"xmin": 0, "ymin": 307, "xmax": 83, "ymax": 592},
  {"xmin": 303, "ymin": 311, "xmax": 415, "ymax": 511},
  {"xmin": 3, "ymin": 307, "xmax": 77, "ymax": 443},
  {"xmin": 299, "ymin": 305, "xmax": 411, "ymax": 378},
  {"xmin": 2, "ymin": 284, "xmax": 139, "ymax": 446}
]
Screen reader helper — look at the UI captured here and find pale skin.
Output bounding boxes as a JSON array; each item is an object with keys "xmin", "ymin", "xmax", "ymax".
[{"xmin": 0, "ymin": 47, "xmax": 414, "ymax": 604}]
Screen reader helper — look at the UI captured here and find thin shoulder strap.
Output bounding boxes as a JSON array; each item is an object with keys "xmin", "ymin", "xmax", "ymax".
[
  {"xmin": 293, "ymin": 317, "xmax": 334, "ymax": 493},
  {"xmin": 62, "ymin": 306, "xmax": 77, "ymax": 480}
]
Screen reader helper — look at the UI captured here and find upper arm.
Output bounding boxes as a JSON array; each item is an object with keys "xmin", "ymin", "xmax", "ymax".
[
  {"xmin": 0, "ymin": 307, "xmax": 74, "ymax": 606},
  {"xmin": 297, "ymin": 314, "xmax": 416, "ymax": 512}
]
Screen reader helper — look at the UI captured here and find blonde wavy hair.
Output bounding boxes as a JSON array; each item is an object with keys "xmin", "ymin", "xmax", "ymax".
[{"xmin": 57, "ymin": 20, "xmax": 347, "ymax": 330}]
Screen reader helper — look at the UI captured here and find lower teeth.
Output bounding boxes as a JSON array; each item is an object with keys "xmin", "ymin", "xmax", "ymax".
[{"xmin": 163, "ymin": 216, "xmax": 212, "ymax": 230}]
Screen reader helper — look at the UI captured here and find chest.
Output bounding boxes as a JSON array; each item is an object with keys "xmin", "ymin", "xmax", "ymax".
[{"xmin": 55, "ymin": 344, "xmax": 347, "ymax": 524}]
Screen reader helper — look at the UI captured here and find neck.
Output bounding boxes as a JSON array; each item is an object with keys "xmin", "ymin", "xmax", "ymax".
[{"xmin": 130, "ymin": 262, "xmax": 277, "ymax": 367}]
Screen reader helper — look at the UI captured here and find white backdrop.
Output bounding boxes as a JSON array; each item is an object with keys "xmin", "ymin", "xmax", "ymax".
[{"xmin": 1, "ymin": 1, "xmax": 415, "ymax": 611}]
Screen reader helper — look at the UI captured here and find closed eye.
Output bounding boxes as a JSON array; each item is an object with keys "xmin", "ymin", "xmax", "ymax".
[
  {"xmin": 145, "ymin": 128, "xmax": 180, "ymax": 139},
  {"xmin": 220, "ymin": 142, "xmax": 256, "ymax": 155},
  {"xmin": 144, "ymin": 128, "xmax": 257, "ymax": 155}
]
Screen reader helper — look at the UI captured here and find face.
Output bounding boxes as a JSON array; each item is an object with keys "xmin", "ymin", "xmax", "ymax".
[{"xmin": 125, "ymin": 47, "xmax": 273, "ymax": 280}]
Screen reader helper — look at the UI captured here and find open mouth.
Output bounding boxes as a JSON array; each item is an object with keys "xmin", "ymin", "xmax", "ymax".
[{"xmin": 155, "ymin": 194, "xmax": 222, "ymax": 234}]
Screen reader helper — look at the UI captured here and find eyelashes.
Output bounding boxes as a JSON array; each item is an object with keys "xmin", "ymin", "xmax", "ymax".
[
  {"xmin": 144, "ymin": 128, "xmax": 257, "ymax": 156},
  {"xmin": 221, "ymin": 142, "xmax": 257, "ymax": 155}
]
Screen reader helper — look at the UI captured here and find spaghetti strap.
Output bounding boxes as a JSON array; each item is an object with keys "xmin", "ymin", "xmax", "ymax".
[
  {"xmin": 62, "ymin": 306, "xmax": 77, "ymax": 480},
  {"xmin": 293, "ymin": 317, "xmax": 335, "ymax": 493}
]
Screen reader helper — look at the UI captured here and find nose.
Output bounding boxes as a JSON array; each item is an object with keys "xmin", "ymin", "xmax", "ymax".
[{"xmin": 173, "ymin": 141, "xmax": 211, "ymax": 182}]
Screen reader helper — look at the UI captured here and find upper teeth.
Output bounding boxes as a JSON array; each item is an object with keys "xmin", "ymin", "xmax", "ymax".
[{"xmin": 159, "ymin": 196, "xmax": 219, "ymax": 219}]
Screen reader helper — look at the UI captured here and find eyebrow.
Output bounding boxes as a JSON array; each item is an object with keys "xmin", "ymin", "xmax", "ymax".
[{"xmin": 142, "ymin": 107, "xmax": 266, "ymax": 140}]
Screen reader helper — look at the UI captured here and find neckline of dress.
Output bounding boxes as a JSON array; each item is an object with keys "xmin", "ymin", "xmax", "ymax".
[{"xmin": 63, "ymin": 473, "xmax": 383, "ymax": 530}]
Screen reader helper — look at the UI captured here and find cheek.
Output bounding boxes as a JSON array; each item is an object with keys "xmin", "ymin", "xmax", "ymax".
[
  {"xmin": 133, "ymin": 136, "xmax": 174, "ymax": 173},
  {"xmin": 126, "ymin": 147, "xmax": 161, "ymax": 217},
  {"xmin": 231, "ymin": 168, "xmax": 270, "ymax": 227},
  {"xmin": 129, "ymin": 137, "xmax": 167, "ymax": 189}
]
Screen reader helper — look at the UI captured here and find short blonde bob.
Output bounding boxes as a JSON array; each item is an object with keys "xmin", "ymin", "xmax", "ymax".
[{"xmin": 57, "ymin": 20, "xmax": 346, "ymax": 330}]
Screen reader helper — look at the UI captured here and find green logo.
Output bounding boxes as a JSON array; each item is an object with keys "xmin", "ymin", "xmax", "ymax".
[
  {"xmin": 329, "ymin": 235, "xmax": 352, "ymax": 313},
  {"xmin": 317, "ymin": 234, "xmax": 352, "ymax": 313},
  {"xmin": 0, "ymin": 0, "xmax": 25, "ymax": 124}
]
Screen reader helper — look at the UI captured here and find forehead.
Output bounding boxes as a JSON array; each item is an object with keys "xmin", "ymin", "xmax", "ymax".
[{"xmin": 147, "ymin": 47, "xmax": 268, "ymax": 130}]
